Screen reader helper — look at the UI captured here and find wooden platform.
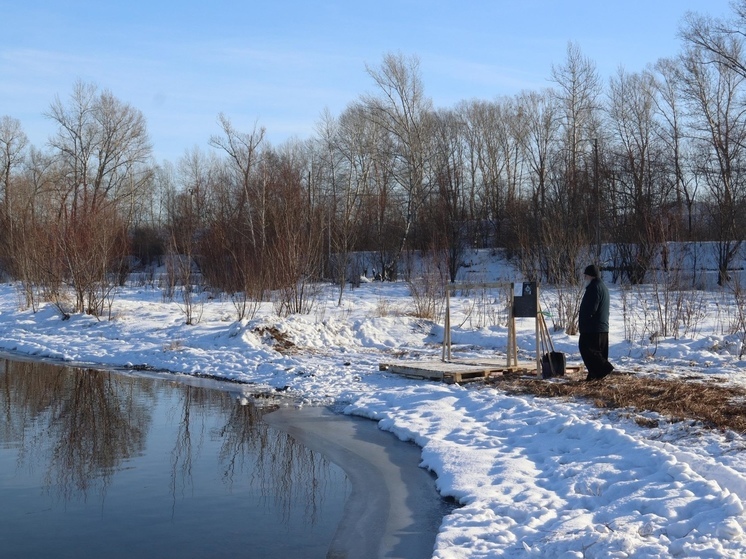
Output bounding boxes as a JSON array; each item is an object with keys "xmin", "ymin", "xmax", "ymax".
[
  {"xmin": 379, "ymin": 358, "xmax": 535, "ymax": 384},
  {"xmin": 379, "ymin": 358, "xmax": 583, "ymax": 384}
]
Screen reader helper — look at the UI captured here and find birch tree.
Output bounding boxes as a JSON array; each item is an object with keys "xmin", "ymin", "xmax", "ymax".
[
  {"xmin": 679, "ymin": 33, "xmax": 746, "ymax": 285},
  {"xmin": 0, "ymin": 116, "xmax": 28, "ymax": 276},
  {"xmin": 362, "ymin": 52, "xmax": 434, "ymax": 279}
]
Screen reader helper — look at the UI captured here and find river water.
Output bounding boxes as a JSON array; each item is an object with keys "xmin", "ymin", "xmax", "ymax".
[{"xmin": 0, "ymin": 358, "xmax": 349, "ymax": 558}]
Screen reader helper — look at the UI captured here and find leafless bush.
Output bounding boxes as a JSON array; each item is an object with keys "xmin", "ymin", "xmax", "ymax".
[
  {"xmin": 407, "ymin": 249, "xmax": 447, "ymax": 320},
  {"xmin": 272, "ymin": 279, "xmax": 321, "ymax": 317},
  {"xmin": 225, "ymin": 258, "xmax": 266, "ymax": 322},
  {"xmin": 550, "ymin": 283, "xmax": 584, "ymax": 334},
  {"xmin": 723, "ymin": 278, "xmax": 746, "ymax": 358},
  {"xmin": 457, "ymin": 281, "xmax": 510, "ymax": 329},
  {"xmin": 621, "ymin": 268, "xmax": 714, "ymax": 346},
  {"xmin": 516, "ymin": 219, "xmax": 591, "ymax": 335},
  {"xmin": 43, "ymin": 81, "xmax": 152, "ymax": 318},
  {"xmin": 408, "ymin": 276, "xmax": 442, "ymax": 320},
  {"xmin": 162, "ymin": 253, "xmax": 186, "ymax": 302},
  {"xmin": 679, "ymin": 287, "xmax": 709, "ymax": 338},
  {"xmin": 12, "ymin": 221, "xmax": 53, "ymax": 312},
  {"xmin": 173, "ymin": 254, "xmax": 203, "ymax": 326},
  {"xmin": 266, "ymin": 219, "xmax": 322, "ymax": 317},
  {"xmin": 620, "ymin": 283, "xmax": 641, "ymax": 343},
  {"xmin": 648, "ymin": 267, "xmax": 689, "ymax": 338},
  {"xmin": 231, "ymin": 290, "xmax": 263, "ymax": 322},
  {"xmin": 180, "ymin": 283, "xmax": 204, "ymax": 326},
  {"xmin": 267, "ymin": 222, "xmax": 322, "ymax": 317}
]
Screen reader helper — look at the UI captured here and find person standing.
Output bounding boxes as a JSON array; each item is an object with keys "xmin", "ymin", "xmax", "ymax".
[{"xmin": 578, "ymin": 264, "xmax": 614, "ymax": 381}]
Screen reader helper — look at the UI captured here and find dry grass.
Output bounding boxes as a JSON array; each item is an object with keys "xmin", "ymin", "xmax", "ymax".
[
  {"xmin": 488, "ymin": 372, "xmax": 746, "ymax": 433},
  {"xmin": 252, "ymin": 325, "xmax": 297, "ymax": 353}
]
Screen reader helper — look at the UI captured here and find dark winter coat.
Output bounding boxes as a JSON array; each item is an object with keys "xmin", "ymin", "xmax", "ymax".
[{"xmin": 579, "ymin": 277, "xmax": 610, "ymax": 334}]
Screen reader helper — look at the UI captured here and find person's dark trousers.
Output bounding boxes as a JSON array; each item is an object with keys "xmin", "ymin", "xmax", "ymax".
[{"xmin": 579, "ymin": 332, "xmax": 614, "ymax": 380}]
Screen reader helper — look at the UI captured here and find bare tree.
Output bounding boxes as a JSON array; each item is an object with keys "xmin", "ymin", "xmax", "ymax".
[
  {"xmin": 47, "ymin": 82, "xmax": 152, "ymax": 219},
  {"xmin": 456, "ymin": 96, "xmax": 525, "ymax": 253},
  {"xmin": 679, "ymin": 32, "xmax": 746, "ymax": 285},
  {"xmin": 517, "ymin": 90, "xmax": 561, "ymax": 223},
  {"xmin": 43, "ymin": 81, "xmax": 153, "ymax": 315},
  {"xmin": 459, "ymin": 98, "xmax": 518, "ymax": 249},
  {"xmin": 165, "ymin": 148, "xmax": 219, "ymax": 324},
  {"xmin": 362, "ymin": 52, "xmax": 435, "ymax": 279},
  {"xmin": 606, "ymin": 67, "xmax": 672, "ymax": 284},
  {"xmin": 205, "ymin": 115, "xmax": 268, "ymax": 318},
  {"xmin": 551, "ymin": 41, "xmax": 603, "ymax": 171},
  {"xmin": 0, "ymin": 116, "xmax": 28, "ymax": 277},
  {"xmin": 209, "ymin": 114, "xmax": 266, "ymax": 252},
  {"xmin": 680, "ymin": 2, "xmax": 746, "ymax": 79},
  {"xmin": 262, "ymin": 143, "xmax": 322, "ymax": 316},
  {"xmin": 513, "ymin": 90, "xmax": 562, "ymax": 281},
  {"xmin": 547, "ymin": 42, "xmax": 602, "ymax": 281},
  {"xmin": 318, "ymin": 104, "xmax": 373, "ymax": 303},
  {"xmin": 429, "ymin": 107, "xmax": 469, "ymax": 282},
  {"xmin": 653, "ymin": 57, "xmax": 699, "ymax": 240}
]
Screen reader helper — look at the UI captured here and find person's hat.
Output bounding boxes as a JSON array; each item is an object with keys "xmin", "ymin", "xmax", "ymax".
[{"xmin": 584, "ymin": 265, "xmax": 600, "ymax": 278}]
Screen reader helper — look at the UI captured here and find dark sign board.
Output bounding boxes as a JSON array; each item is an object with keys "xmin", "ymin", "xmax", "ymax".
[{"xmin": 512, "ymin": 281, "xmax": 537, "ymax": 318}]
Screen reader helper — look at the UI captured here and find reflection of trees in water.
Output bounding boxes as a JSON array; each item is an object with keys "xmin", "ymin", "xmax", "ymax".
[
  {"xmin": 0, "ymin": 359, "xmax": 66, "ymax": 450},
  {"xmin": 174, "ymin": 390, "xmax": 343, "ymax": 526},
  {"xmin": 47, "ymin": 367, "xmax": 150, "ymax": 499},
  {"xmin": 219, "ymin": 401, "xmax": 336, "ymax": 524},
  {"xmin": 265, "ymin": 430, "xmax": 339, "ymax": 526},
  {"xmin": 0, "ymin": 359, "xmax": 152, "ymax": 500},
  {"xmin": 1, "ymin": 359, "xmax": 345, "ymax": 527},
  {"xmin": 169, "ymin": 384, "xmax": 200, "ymax": 504}
]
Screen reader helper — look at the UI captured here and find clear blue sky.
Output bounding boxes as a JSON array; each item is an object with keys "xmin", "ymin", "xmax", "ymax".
[{"xmin": 0, "ymin": 0, "xmax": 735, "ymax": 162}]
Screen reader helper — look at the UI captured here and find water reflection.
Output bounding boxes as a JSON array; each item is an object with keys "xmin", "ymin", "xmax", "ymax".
[
  {"xmin": 0, "ymin": 358, "xmax": 348, "ymax": 559},
  {"xmin": 216, "ymin": 397, "xmax": 333, "ymax": 524},
  {"xmin": 0, "ymin": 359, "xmax": 150, "ymax": 500}
]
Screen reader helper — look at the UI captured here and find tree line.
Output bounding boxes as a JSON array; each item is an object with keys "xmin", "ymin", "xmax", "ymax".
[{"xmin": 1, "ymin": 5, "xmax": 746, "ymax": 319}]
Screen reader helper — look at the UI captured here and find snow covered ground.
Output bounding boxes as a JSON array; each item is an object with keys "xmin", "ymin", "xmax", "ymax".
[{"xmin": 2, "ymin": 252, "xmax": 746, "ymax": 558}]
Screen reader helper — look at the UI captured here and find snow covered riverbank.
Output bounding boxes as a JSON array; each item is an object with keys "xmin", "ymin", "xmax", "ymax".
[{"xmin": 1, "ymin": 273, "xmax": 746, "ymax": 558}]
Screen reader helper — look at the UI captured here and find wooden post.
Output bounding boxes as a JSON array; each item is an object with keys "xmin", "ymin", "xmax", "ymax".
[
  {"xmin": 534, "ymin": 285, "xmax": 543, "ymax": 374},
  {"xmin": 441, "ymin": 281, "xmax": 513, "ymax": 365},
  {"xmin": 507, "ymin": 286, "xmax": 517, "ymax": 367},
  {"xmin": 442, "ymin": 286, "xmax": 451, "ymax": 362},
  {"xmin": 507, "ymin": 289, "xmax": 513, "ymax": 367}
]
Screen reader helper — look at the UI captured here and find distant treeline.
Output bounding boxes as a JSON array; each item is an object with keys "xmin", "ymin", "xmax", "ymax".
[{"xmin": 2, "ymin": 5, "xmax": 746, "ymax": 318}]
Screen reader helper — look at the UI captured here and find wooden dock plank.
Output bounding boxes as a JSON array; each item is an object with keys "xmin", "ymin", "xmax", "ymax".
[
  {"xmin": 380, "ymin": 358, "xmax": 583, "ymax": 383},
  {"xmin": 380, "ymin": 359, "xmax": 531, "ymax": 384}
]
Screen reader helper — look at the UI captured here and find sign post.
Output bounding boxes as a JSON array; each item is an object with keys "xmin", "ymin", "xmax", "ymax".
[
  {"xmin": 442, "ymin": 281, "xmax": 561, "ymax": 376},
  {"xmin": 509, "ymin": 282, "xmax": 539, "ymax": 372}
]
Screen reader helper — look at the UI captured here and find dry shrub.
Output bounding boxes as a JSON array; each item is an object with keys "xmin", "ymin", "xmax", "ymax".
[
  {"xmin": 407, "ymin": 249, "xmax": 447, "ymax": 320},
  {"xmin": 489, "ymin": 373, "xmax": 746, "ymax": 433},
  {"xmin": 375, "ymin": 298, "xmax": 393, "ymax": 317}
]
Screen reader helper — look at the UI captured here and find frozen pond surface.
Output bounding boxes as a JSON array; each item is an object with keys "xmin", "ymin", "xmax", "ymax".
[
  {"xmin": 0, "ymin": 356, "xmax": 448, "ymax": 558},
  {"xmin": 267, "ymin": 406, "xmax": 451, "ymax": 559}
]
